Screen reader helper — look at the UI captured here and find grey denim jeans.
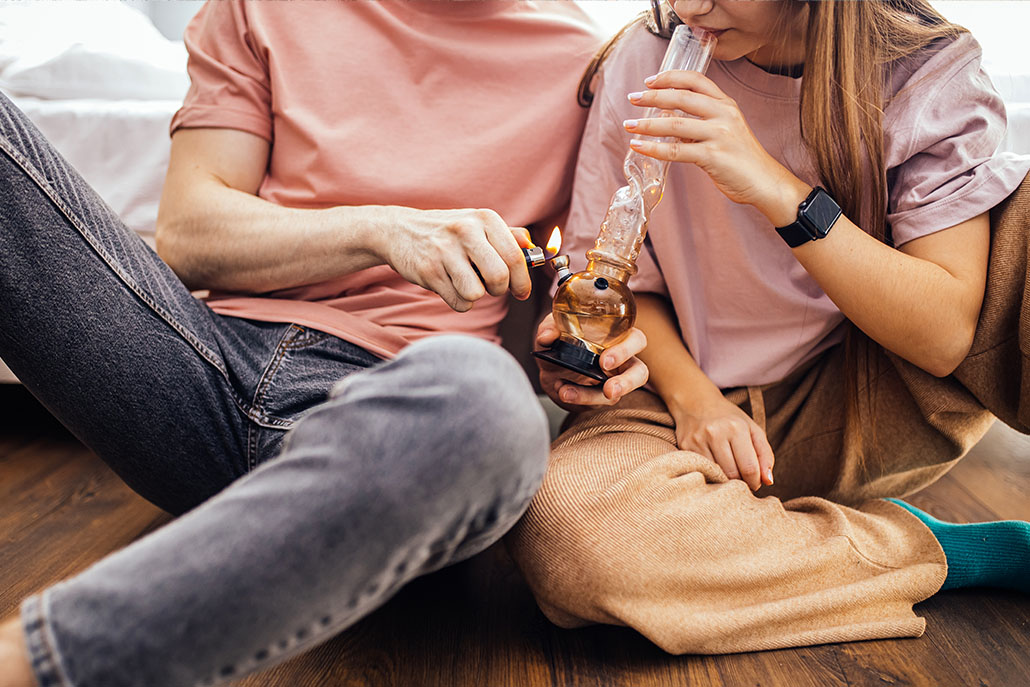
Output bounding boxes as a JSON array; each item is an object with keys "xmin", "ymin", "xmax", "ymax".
[{"xmin": 0, "ymin": 92, "xmax": 549, "ymax": 687}]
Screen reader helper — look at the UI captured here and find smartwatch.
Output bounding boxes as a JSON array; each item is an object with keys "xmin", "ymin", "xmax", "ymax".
[{"xmin": 775, "ymin": 186, "xmax": 842, "ymax": 248}]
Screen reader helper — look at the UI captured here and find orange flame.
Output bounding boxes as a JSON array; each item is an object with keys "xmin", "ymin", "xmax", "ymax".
[{"xmin": 546, "ymin": 226, "xmax": 562, "ymax": 256}]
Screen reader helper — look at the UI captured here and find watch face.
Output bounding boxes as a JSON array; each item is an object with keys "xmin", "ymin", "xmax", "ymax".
[{"xmin": 803, "ymin": 190, "xmax": 843, "ymax": 238}]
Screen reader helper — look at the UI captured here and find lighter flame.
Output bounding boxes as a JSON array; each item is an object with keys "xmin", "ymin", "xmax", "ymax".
[{"xmin": 546, "ymin": 226, "xmax": 562, "ymax": 255}]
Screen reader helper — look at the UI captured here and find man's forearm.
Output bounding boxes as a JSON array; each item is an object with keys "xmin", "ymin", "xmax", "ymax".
[{"xmin": 156, "ymin": 179, "xmax": 387, "ymax": 293}]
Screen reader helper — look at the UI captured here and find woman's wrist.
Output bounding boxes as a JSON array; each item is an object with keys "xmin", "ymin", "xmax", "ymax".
[
  {"xmin": 663, "ymin": 381, "xmax": 727, "ymax": 420},
  {"xmin": 754, "ymin": 164, "xmax": 813, "ymax": 228}
]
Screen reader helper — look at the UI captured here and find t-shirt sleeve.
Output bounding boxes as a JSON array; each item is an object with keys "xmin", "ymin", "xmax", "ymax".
[
  {"xmin": 169, "ymin": 0, "xmax": 272, "ymax": 141},
  {"xmin": 557, "ymin": 55, "xmax": 668, "ymax": 297},
  {"xmin": 886, "ymin": 35, "xmax": 1030, "ymax": 245}
]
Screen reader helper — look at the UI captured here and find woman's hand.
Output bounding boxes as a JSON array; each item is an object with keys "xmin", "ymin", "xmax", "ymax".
[
  {"xmin": 535, "ymin": 313, "xmax": 649, "ymax": 411},
  {"xmin": 622, "ymin": 70, "xmax": 805, "ymax": 223},
  {"xmin": 671, "ymin": 392, "xmax": 775, "ymax": 492}
]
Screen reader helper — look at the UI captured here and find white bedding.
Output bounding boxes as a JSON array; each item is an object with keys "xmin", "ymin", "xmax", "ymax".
[{"xmin": 8, "ymin": 95, "xmax": 179, "ymax": 240}]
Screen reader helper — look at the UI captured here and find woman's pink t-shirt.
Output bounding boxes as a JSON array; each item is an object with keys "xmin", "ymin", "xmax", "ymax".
[
  {"xmin": 170, "ymin": 0, "xmax": 602, "ymax": 359},
  {"xmin": 564, "ymin": 25, "xmax": 1030, "ymax": 388}
]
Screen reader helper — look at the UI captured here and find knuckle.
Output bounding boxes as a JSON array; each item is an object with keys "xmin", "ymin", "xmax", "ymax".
[
  {"xmin": 451, "ymin": 219, "xmax": 476, "ymax": 240},
  {"xmin": 463, "ymin": 282, "xmax": 486, "ymax": 302},
  {"xmin": 475, "ymin": 208, "xmax": 499, "ymax": 226},
  {"xmin": 424, "ymin": 264, "xmax": 445, "ymax": 284}
]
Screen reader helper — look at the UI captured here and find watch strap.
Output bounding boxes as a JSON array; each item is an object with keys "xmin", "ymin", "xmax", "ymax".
[{"xmin": 775, "ymin": 186, "xmax": 842, "ymax": 248}]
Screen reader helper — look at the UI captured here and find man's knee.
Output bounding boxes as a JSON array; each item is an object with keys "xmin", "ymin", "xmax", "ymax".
[
  {"xmin": 326, "ymin": 334, "xmax": 549, "ymax": 499},
  {"xmin": 394, "ymin": 335, "xmax": 548, "ymax": 477}
]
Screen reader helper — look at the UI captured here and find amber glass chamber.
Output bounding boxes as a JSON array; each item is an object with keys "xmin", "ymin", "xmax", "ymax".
[{"xmin": 535, "ymin": 25, "xmax": 716, "ymax": 381}]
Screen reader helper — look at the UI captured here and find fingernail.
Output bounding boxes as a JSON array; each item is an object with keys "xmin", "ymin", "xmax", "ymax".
[
  {"xmin": 630, "ymin": 139, "xmax": 647, "ymax": 148},
  {"xmin": 610, "ymin": 383, "xmax": 622, "ymax": 397},
  {"xmin": 644, "ymin": 75, "xmax": 657, "ymax": 85},
  {"xmin": 562, "ymin": 389, "xmax": 577, "ymax": 403},
  {"xmin": 623, "ymin": 119, "xmax": 638, "ymax": 130},
  {"xmin": 602, "ymin": 355, "xmax": 614, "ymax": 369},
  {"xmin": 627, "ymin": 91, "xmax": 644, "ymax": 101},
  {"xmin": 765, "ymin": 468, "xmax": 774, "ymax": 485}
]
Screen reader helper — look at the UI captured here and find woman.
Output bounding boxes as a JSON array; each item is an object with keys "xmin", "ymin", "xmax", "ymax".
[{"xmin": 515, "ymin": 0, "xmax": 1030, "ymax": 654}]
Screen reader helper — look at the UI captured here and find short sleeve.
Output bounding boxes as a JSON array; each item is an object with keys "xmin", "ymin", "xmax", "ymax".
[
  {"xmin": 558, "ymin": 55, "xmax": 668, "ymax": 298},
  {"xmin": 886, "ymin": 34, "xmax": 1030, "ymax": 245},
  {"xmin": 169, "ymin": 0, "xmax": 272, "ymax": 141}
]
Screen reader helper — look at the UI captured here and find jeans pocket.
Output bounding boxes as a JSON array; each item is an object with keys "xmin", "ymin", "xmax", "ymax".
[{"xmin": 245, "ymin": 325, "xmax": 383, "ymax": 469}]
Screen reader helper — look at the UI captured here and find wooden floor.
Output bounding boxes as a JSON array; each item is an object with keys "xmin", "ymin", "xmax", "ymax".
[{"xmin": 1, "ymin": 385, "xmax": 1027, "ymax": 687}]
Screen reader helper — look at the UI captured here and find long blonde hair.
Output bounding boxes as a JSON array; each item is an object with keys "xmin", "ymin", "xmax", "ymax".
[{"xmin": 798, "ymin": 0, "xmax": 965, "ymax": 464}]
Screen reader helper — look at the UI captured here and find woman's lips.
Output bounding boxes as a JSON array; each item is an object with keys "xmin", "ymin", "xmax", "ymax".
[{"xmin": 694, "ymin": 26, "xmax": 727, "ymax": 38}]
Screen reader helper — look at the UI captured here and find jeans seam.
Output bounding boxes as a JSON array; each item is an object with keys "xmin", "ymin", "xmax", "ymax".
[
  {"xmin": 0, "ymin": 139, "xmax": 224, "ymax": 375},
  {"xmin": 21, "ymin": 593, "xmax": 74, "ymax": 687},
  {"xmin": 0, "ymin": 135, "xmax": 260, "ymax": 425},
  {"xmin": 247, "ymin": 325, "xmax": 301, "ymax": 429},
  {"xmin": 246, "ymin": 422, "xmax": 259, "ymax": 473},
  {"xmin": 192, "ymin": 498, "xmax": 519, "ymax": 687},
  {"xmin": 283, "ymin": 329, "xmax": 330, "ymax": 350}
]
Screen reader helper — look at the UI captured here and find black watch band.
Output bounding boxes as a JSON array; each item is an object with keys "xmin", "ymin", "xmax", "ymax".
[{"xmin": 775, "ymin": 187, "xmax": 843, "ymax": 248}]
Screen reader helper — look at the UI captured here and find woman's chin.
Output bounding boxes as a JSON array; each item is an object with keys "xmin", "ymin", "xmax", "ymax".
[{"xmin": 711, "ymin": 46, "xmax": 750, "ymax": 63}]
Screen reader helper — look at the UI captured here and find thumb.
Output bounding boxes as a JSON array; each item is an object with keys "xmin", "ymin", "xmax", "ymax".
[{"xmin": 511, "ymin": 227, "xmax": 533, "ymax": 249}]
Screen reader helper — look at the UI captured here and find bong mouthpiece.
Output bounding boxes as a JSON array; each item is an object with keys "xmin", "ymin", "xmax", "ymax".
[{"xmin": 551, "ymin": 255, "xmax": 573, "ymax": 286}]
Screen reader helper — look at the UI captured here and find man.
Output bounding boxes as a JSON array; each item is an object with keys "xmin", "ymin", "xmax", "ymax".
[{"xmin": 0, "ymin": 2, "xmax": 607, "ymax": 685}]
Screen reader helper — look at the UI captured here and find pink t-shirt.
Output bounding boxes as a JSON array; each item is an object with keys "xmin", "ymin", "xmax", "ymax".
[
  {"xmin": 170, "ymin": 0, "xmax": 602, "ymax": 359},
  {"xmin": 564, "ymin": 25, "xmax": 1030, "ymax": 388}
]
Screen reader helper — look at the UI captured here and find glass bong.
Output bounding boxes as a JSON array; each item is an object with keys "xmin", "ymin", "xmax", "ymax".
[{"xmin": 534, "ymin": 25, "xmax": 717, "ymax": 382}]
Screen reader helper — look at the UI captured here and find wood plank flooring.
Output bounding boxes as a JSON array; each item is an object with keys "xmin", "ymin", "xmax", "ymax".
[{"xmin": 1, "ymin": 385, "xmax": 1027, "ymax": 687}]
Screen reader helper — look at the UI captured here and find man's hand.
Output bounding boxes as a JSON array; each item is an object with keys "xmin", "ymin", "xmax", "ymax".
[
  {"xmin": 536, "ymin": 313, "xmax": 649, "ymax": 410},
  {"xmin": 159, "ymin": 129, "xmax": 536, "ymax": 300},
  {"xmin": 374, "ymin": 207, "xmax": 533, "ymax": 312}
]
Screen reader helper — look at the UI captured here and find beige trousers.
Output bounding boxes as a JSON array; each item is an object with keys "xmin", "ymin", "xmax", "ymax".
[{"xmin": 507, "ymin": 175, "xmax": 1030, "ymax": 655}]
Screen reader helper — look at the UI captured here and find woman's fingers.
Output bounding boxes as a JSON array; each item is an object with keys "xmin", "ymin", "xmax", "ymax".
[
  {"xmin": 557, "ymin": 382, "xmax": 601, "ymax": 406},
  {"xmin": 710, "ymin": 440, "xmax": 740, "ymax": 481},
  {"xmin": 628, "ymin": 137, "xmax": 702, "ymax": 164},
  {"xmin": 751, "ymin": 422, "xmax": 776, "ymax": 486},
  {"xmin": 644, "ymin": 69, "xmax": 727, "ymax": 99},
  {"xmin": 625, "ymin": 115, "xmax": 707, "ymax": 142},
  {"xmin": 602, "ymin": 357, "xmax": 648, "ymax": 402},
  {"xmin": 729, "ymin": 432, "xmax": 762, "ymax": 491},
  {"xmin": 627, "ymin": 87, "xmax": 724, "ymax": 119},
  {"xmin": 599, "ymin": 327, "xmax": 647, "ymax": 371},
  {"xmin": 535, "ymin": 313, "xmax": 560, "ymax": 347}
]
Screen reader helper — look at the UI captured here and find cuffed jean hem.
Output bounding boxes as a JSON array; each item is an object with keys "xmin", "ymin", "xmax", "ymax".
[{"xmin": 21, "ymin": 594, "xmax": 72, "ymax": 687}]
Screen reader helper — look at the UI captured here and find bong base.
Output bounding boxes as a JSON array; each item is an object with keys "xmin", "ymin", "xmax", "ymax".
[{"xmin": 532, "ymin": 340, "xmax": 607, "ymax": 383}]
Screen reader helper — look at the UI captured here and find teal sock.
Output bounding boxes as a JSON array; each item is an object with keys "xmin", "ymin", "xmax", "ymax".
[{"xmin": 887, "ymin": 498, "xmax": 1030, "ymax": 593}]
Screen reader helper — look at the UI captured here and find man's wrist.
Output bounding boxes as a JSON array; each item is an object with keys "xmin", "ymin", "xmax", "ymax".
[{"xmin": 338, "ymin": 204, "xmax": 395, "ymax": 265}]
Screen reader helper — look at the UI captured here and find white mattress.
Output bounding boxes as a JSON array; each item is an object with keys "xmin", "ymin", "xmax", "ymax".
[{"xmin": 7, "ymin": 95, "xmax": 179, "ymax": 240}]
